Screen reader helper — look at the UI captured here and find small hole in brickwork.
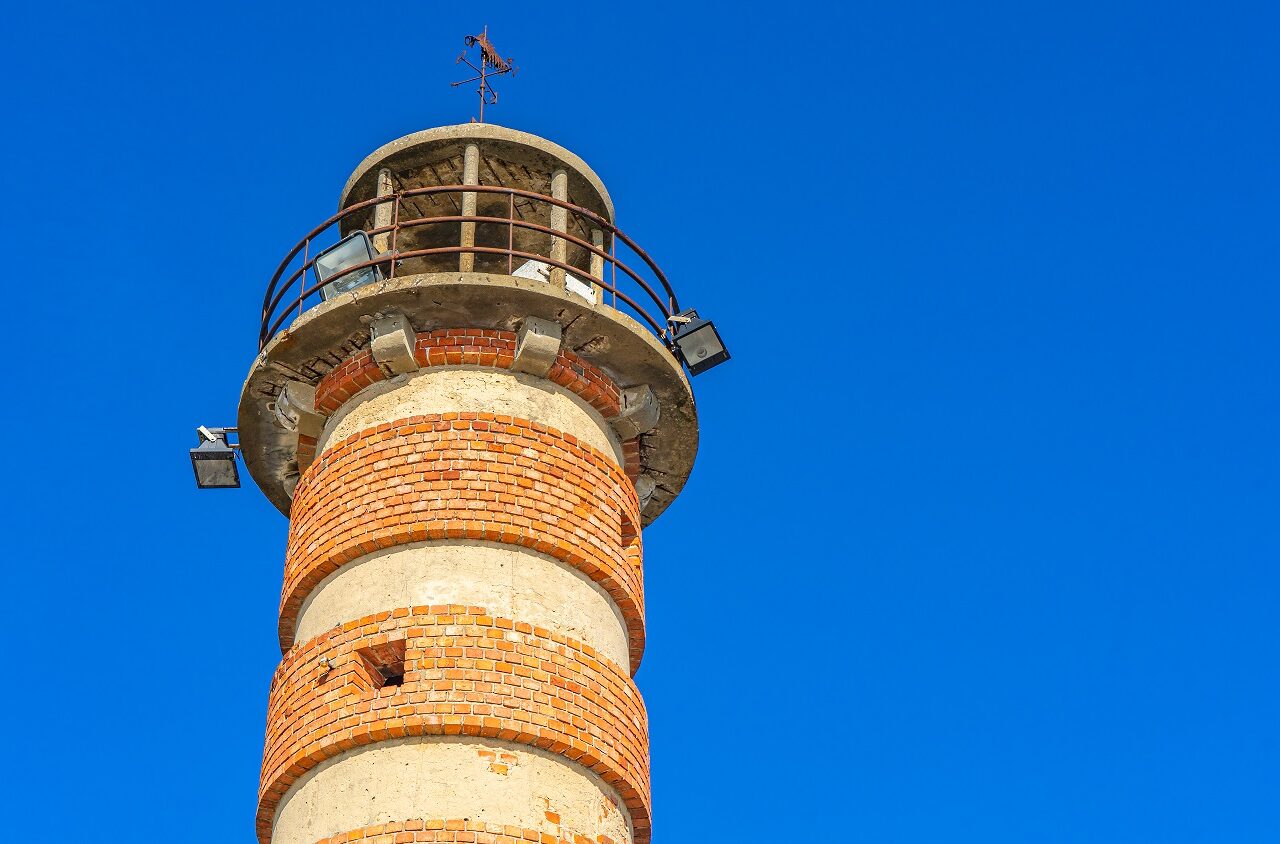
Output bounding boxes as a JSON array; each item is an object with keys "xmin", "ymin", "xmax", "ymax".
[{"xmin": 356, "ymin": 639, "xmax": 406, "ymax": 690}]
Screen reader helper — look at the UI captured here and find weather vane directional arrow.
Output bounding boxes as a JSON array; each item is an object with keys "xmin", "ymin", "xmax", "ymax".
[{"xmin": 451, "ymin": 25, "xmax": 517, "ymax": 123}]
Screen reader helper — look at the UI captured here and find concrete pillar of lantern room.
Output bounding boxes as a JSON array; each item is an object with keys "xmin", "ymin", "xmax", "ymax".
[
  {"xmin": 372, "ymin": 168, "xmax": 394, "ymax": 254},
  {"xmin": 548, "ymin": 166, "xmax": 569, "ymax": 288},
  {"xmin": 458, "ymin": 143, "xmax": 480, "ymax": 272},
  {"xmin": 238, "ymin": 124, "xmax": 699, "ymax": 844}
]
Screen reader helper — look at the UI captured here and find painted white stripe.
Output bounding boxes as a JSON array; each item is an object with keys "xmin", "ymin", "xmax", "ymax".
[
  {"xmin": 295, "ymin": 540, "xmax": 631, "ymax": 670},
  {"xmin": 318, "ymin": 366, "xmax": 622, "ymax": 465},
  {"xmin": 272, "ymin": 737, "xmax": 633, "ymax": 844}
]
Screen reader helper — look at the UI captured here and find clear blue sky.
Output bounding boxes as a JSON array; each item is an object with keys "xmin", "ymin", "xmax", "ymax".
[{"xmin": 2, "ymin": 2, "xmax": 1277, "ymax": 841}]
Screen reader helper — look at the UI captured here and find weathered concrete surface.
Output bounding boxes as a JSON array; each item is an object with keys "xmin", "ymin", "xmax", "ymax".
[
  {"xmin": 339, "ymin": 124, "xmax": 615, "ymax": 224},
  {"xmin": 317, "ymin": 367, "xmax": 622, "ymax": 464},
  {"xmin": 269, "ymin": 380, "xmax": 324, "ymax": 436},
  {"xmin": 237, "ymin": 272, "xmax": 697, "ymax": 525},
  {"xmin": 511, "ymin": 316, "xmax": 562, "ymax": 376},
  {"xmin": 272, "ymin": 737, "xmax": 633, "ymax": 844},
  {"xmin": 612, "ymin": 385, "xmax": 660, "ymax": 440},
  {"xmin": 368, "ymin": 312, "xmax": 419, "ymax": 374},
  {"xmin": 294, "ymin": 540, "xmax": 630, "ymax": 668},
  {"xmin": 459, "ymin": 142, "xmax": 480, "ymax": 273},
  {"xmin": 634, "ymin": 475, "xmax": 657, "ymax": 511}
]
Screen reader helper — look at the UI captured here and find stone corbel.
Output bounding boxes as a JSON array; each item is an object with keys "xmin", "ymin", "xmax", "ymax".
[
  {"xmin": 511, "ymin": 316, "xmax": 562, "ymax": 377},
  {"xmin": 611, "ymin": 385, "xmax": 660, "ymax": 440},
  {"xmin": 369, "ymin": 312, "xmax": 420, "ymax": 375}
]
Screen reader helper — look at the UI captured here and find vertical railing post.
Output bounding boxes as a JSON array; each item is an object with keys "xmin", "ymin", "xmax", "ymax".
[
  {"xmin": 610, "ymin": 233, "xmax": 618, "ymax": 308},
  {"xmin": 298, "ymin": 238, "xmax": 310, "ymax": 323},
  {"xmin": 459, "ymin": 143, "xmax": 480, "ymax": 272},
  {"xmin": 507, "ymin": 191, "xmax": 515, "ymax": 275},
  {"xmin": 389, "ymin": 194, "xmax": 400, "ymax": 279},
  {"xmin": 549, "ymin": 167, "xmax": 568, "ymax": 288}
]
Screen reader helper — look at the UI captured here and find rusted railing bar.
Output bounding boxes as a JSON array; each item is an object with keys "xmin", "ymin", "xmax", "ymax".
[
  {"xmin": 296, "ymin": 239, "xmax": 309, "ymax": 326},
  {"xmin": 389, "ymin": 195, "xmax": 400, "ymax": 279},
  {"xmin": 394, "ymin": 184, "xmax": 680, "ymax": 308},
  {"xmin": 386, "ymin": 213, "xmax": 671, "ymax": 316},
  {"xmin": 265, "ymin": 210, "xmax": 671, "ymax": 342},
  {"xmin": 260, "ymin": 263, "xmax": 310, "ymax": 343},
  {"xmin": 268, "ymin": 245, "xmax": 667, "ymax": 343},
  {"xmin": 265, "ymin": 187, "xmax": 677, "ymax": 316},
  {"xmin": 397, "ymin": 245, "xmax": 668, "ymax": 336},
  {"xmin": 261, "ymin": 186, "xmax": 681, "ymax": 349},
  {"xmin": 260, "ymin": 193, "xmax": 397, "ymax": 315}
]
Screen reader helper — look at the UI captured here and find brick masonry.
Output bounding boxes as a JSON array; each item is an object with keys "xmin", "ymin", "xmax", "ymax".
[
  {"xmin": 258, "ymin": 608, "xmax": 650, "ymax": 844},
  {"xmin": 265, "ymin": 327, "xmax": 658, "ymax": 844},
  {"xmin": 279, "ymin": 414, "xmax": 645, "ymax": 668},
  {"xmin": 309, "ymin": 327, "xmax": 641, "ymax": 482},
  {"xmin": 314, "ymin": 330, "xmax": 622, "ymax": 420}
]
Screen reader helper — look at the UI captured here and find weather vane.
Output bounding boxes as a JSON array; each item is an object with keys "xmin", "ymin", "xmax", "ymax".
[{"xmin": 451, "ymin": 26, "xmax": 516, "ymax": 123}]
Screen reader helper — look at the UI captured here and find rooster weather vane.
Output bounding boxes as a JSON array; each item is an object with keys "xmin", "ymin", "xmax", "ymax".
[{"xmin": 451, "ymin": 26, "xmax": 517, "ymax": 123}]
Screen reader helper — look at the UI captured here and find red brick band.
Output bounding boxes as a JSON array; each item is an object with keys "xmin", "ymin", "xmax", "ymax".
[
  {"xmin": 259, "ymin": 608, "xmax": 650, "ymax": 844},
  {"xmin": 310, "ymin": 326, "xmax": 642, "ymax": 501},
  {"xmin": 315, "ymin": 329, "xmax": 622, "ymax": 419},
  {"xmin": 314, "ymin": 819, "xmax": 622, "ymax": 844},
  {"xmin": 281, "ymin": 414, "xmax": 645, "ymax": 668}
]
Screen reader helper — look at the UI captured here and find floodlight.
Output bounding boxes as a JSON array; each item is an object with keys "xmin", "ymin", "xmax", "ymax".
[
  {"xmin": 315, "ymin": 231, "xmax": 382, "ymax": 300},
  {"xmin": 670, "ymin": 309, "xmax": 730, "ymax": 375},
  {"xmin": 190, "ymin": 426, "xmax": 240, "ymax": 489}
]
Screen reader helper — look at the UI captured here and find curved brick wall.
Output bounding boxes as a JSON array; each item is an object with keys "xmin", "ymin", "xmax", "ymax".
[
  {"xmin": 267, "ymin": 325, "xmax": 659, "ymax": 843},
  {"xmin": 280, "ymin": 414, "xmax": 645, "ymax": 665},
  {"xmin": 309, "ymin": 328, "xmax": 643, "ymax": 483},
  {"xmin": 314, "ymin": 330, "xmax": 622, "ymax": 419},
  {"xmin": 258, "ymin": 608, "xmax": 650, "ymax": 844}
]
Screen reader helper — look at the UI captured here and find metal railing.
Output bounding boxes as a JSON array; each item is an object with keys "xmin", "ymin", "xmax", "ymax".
[{"xmin": 259, "ymin": 185, "xmax": 682, "ymax": 351}]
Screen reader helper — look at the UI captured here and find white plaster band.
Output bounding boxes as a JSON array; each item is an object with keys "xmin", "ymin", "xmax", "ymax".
[
  {"xmin": 317, "ymin": 366, "xmax": 622, "ymax": 465},
  {"xmin": 270, "ymin": 737, "xmax": 633, "ymax": 844},
  {"xmin": 294, "ymin": 540, "xmax": 631, "ymax": 670}
]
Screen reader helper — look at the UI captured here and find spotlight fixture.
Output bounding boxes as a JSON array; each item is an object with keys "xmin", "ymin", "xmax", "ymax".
[
  {"xmin": 190, "ymin": 426, "xmax": 240, "ymax": 489},
  {"xmin": 669, "ymin": 309, "xmax": 730, "ymax": 375},
  {"xmin": 315, "ymin": 231, "xmax": 383, "ymax": 300}
]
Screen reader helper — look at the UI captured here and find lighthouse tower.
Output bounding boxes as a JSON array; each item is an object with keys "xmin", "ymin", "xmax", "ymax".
[{"xmin": 234, "ymin": 120, "xmax": 723, "ymax": 844}]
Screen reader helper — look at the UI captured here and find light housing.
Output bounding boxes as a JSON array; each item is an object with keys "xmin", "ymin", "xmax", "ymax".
[
  {"xmin": 190, "ymin": 427, "xmax": 240, "ymax": 489},
  {"xmin": 315, "ymin": 231, "xmax": 382, "ymax": 300},
  {"xmin": 670, "ymin": 310, "xmax": 730, "ymax": 375}
]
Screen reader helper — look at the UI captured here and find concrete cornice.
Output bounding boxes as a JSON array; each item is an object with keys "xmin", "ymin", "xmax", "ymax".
[{"xmin": 339, "ymin": 123, "xmax": 616, "ymax": 223}]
